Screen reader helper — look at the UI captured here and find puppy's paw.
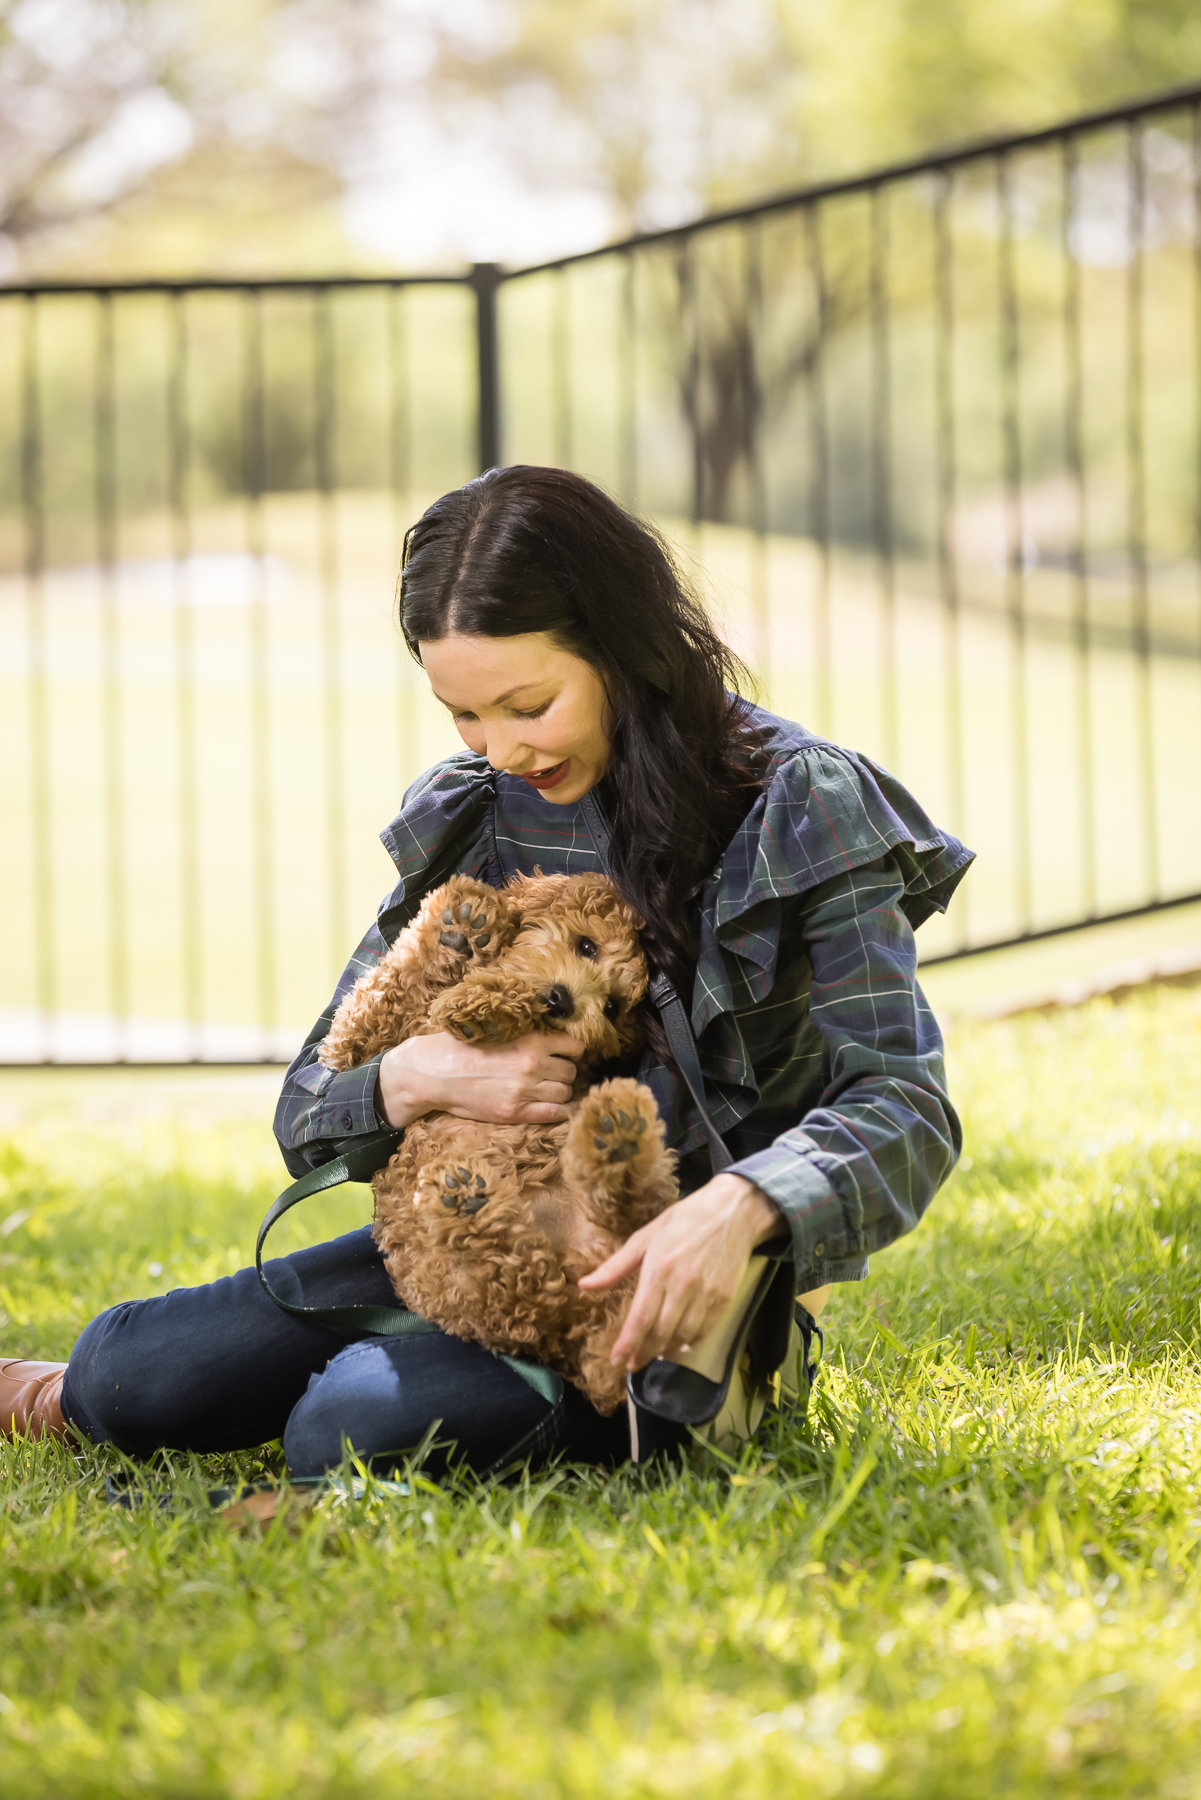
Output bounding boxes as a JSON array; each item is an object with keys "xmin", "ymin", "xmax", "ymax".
[
  {"xmin": 564, "ymin": 1078, "xmax": 677, "ymax": 1233},
  {"xmin": 589, "ymin": 1100, "xmax": 647, "ymax": 1165},
  {"xmin": 566, "ymin": 1078, "xmax": 666, "ymax": 1188},
  {"xmin": 429, "ymin": 972, "xmax": 543, "ymax": 1045},
  {"xmin": 435, "ymin": 1163, "xmax": 493, "ymax": 1217},
  {"xmin": 431, "ymin": 879, "xmax": 511, "ymax": 963}
]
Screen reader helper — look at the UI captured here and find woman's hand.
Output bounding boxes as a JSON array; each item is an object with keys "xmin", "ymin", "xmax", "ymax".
[
  {"xmin": 579, "ymin": 1173, "xmax": 786, "ymax": 1371},
  {"xmin": 377, "ymin": 1032, "xmax": 582, "ymax": 1130}
]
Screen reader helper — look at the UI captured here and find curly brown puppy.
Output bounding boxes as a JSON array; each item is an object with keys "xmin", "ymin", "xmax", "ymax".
[{"xmin": 320, "ymin": 871, "xmax": 679, "ymax": 1414}]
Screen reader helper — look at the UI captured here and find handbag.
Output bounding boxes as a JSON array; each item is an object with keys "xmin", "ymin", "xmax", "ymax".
[{"xmin": 576, "ymin": 792, "xmax": 822, "ymax": 1461}]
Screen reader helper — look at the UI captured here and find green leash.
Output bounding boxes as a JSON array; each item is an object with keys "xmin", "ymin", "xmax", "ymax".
[{"xmin": 257, "ymin": 1128, "xmax": 564, "ymax": 1409}]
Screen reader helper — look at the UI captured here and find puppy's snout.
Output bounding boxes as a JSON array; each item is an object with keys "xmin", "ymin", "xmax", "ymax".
[{"xmin": 542, "ymin": 983, "xmax": 575, "ymax": 1020}]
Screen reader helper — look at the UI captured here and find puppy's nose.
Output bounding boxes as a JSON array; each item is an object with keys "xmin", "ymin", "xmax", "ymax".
[{"xmin": 542, "ymin": 984, "xmax": 575, "ymax": 1020}]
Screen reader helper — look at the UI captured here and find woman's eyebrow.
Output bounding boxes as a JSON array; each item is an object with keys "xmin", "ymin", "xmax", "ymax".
[{"xmin": 430, "ymin": 681, "xmax": 548, "ymax": 709}]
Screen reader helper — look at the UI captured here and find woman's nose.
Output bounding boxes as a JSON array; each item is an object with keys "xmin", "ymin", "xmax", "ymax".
[{"xmin": 484, "ymin": 726, "xmax": 530, "ymax": 774}]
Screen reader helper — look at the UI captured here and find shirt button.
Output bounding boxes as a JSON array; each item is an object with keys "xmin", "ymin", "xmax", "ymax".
[
  {"xmin": 813, "ymin": 1242, "xmax": 825, "ymax": 1258},
  {"xmin": 340, "ymin": 1111, "xmax": 354, "ymax": 1131}
]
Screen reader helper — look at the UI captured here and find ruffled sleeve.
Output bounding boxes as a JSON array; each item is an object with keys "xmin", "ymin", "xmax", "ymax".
[
  {"xmin": 272, "ymin": 753, "xmax": 497, "ymax": 1175},
  {"xmin": 692, "ymin": 726, "xmax": 973, "ymax": 1039},
  {"xmin": 376, "ymin": 752, "xmax": 498, "ymax": 939},
  {"xmin": 717, "ymin": 739, "xmax": 973, "ymax": 931}
]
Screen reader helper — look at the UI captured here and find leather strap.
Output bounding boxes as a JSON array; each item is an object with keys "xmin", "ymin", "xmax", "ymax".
[
  {"xmin": 256, "ymin": 1128, "xmax": 437, "ymax": 1336},
  {"xmin": 578, "ymin": 789, "xmax": 732, "ymax": 1176},
  {"xmin": 255, "ymin": 1129, "xmax": 565, "ymax": 1407}
]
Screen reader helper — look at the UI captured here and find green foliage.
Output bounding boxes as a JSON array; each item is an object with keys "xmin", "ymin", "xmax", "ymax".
[
  {"xmin": 2, "ymin": 984, "xmax": 1201, "ymax": 1795},
  {"xmin": 780, "ymin": 0, "xmax": 1201, "ymax": 179},
  {"xmin": 430, "ymin": 0, "xmax": 1201, "ymax": 232}
]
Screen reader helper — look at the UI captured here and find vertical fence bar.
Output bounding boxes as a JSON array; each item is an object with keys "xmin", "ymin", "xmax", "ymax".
[
  {"xmin": 933, "ymin": 172, "xmax": 966, "ymax": 939},
  {"xmin": 618, "ymin": 253, "xmax": 637, "ymax": 506},
  {"xmin": 997, "ymin": 152, "xmax": 1032, "ymax": 933},
  {"xmin": 677, "ymin": 237, "xmax": 703, "ymax": 526},
  {"xmin": 552, "ymin": 265, "xmax": 572, "ymax": 468},
  {"xmin": 1126, "ymin": 117, "xmax": 1159, "ymax": 900},
  {"xmin": 95, "ymin": 292, "xmax": 128, "ymax": 1055},
  {"xmin": 387, "ymin": 284, "xmax": 417, "ymax": 796},
  {"xmin": 805, "ymin": 203, "xmax": 833, "ymax": 737},
  {"xmin": 744, "ymin": 218, "xmax": 770, "ymax": 697},
  {"xmin": 168, "ymin": 291, "xmax": 202, "ymax": 1057},
  {"xmin": 1062, "ymin": 134, "xmax": 1097, "ymax": 920},
  {"xmin": 387, "ymin": 285, "xmax": 411, "ymax": 548},
  {"xmin": 472, "ymin": 262, "xmax": 502, "ymax": 472},
  {"xmin": 21, "ymin": 295, "xmax": 54, "ymax": 1060},
  {"xmin": 1195, "ymin": 103, "xmax": 1201, "ymax": 708},
  {"xmin": 313, "ymin": 288, "xmax": 347, "ymax": 982},
  {"xmin": 870, "ymin": 184, "xmax": 898, "ymax": 768},
  {"xmin": 243, "ymin": 287, "xmax": 276, "ymax": 1056}
]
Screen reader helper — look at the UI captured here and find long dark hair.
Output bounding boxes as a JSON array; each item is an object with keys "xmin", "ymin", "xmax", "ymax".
[{"xmin": 398, "ymin": 465, "xmax": 764, "ymax": 1007}]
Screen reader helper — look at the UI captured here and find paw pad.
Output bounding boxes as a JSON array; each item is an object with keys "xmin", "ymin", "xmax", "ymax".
[
  {"xmin": 591, "ymin": 1106, "xmax": 647, "ymax": 1164},
  {"xmin": 439, "ymin": 1167, "xmax": 491, "ymax": 1214},
  {"xmin": 439, "ymin": 897, "xmax": 495, "ymax": 955}
]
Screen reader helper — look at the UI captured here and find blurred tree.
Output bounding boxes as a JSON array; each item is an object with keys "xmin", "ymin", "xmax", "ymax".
[
  {"xmin": 422, "ymin": 0, "xmax": 1201, "ymax": 234},
  {"xmin": 784, "ymin": 0, "xmax": 1201, "ymax": 180},
  {"xmin": 4, "ymin": 0, "xmax": 1200, "ymax": 274},
  {"xmin": 422, "ymin": 0, "xmax": 802, "ymax": 236},
  {"xmin": 0, "ymin": 0, "xmax": 408, "ymax": 273}
]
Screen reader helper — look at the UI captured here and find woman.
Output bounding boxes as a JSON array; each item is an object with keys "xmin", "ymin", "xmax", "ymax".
[{"xmin": 3, "ymin": 466, "xmax": 972, "ymax": 1475}]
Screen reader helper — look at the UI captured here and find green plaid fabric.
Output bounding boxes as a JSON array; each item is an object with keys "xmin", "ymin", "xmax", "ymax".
[{"xmin": 274, "ymin": 706, "xmax": 973, "ymax": 1291}]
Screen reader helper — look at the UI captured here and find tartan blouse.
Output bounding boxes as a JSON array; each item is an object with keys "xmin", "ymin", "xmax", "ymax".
[{"xmin": 274, "ymin": 704, "xmax": 974, "ymax": 1292}]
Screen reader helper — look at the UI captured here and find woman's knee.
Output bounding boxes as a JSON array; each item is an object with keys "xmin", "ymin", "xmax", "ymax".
[
  {"xmin": 63, "ymin": 1300, "xmax": 198, "ymax": 1450},
  {"xmin": 283, "ymin": 1335, "xmax": 553, "ymax": 1479},
  {"xmin": 62, "ymin": 1303, "xmax": 151, "ymax": 1446},
  {"xmin": 284, "ymin": 1341, "xmax": 407, "ymax": 1477}
]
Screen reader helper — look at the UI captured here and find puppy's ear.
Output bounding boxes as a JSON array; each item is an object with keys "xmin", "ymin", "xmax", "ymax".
[{"xmin": 503, "ymin": 869, "xmax": 569, "ymax": 917}]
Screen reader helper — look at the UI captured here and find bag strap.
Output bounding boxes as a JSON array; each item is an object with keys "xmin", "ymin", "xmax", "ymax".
[
  {"xmin": 255, "ymin": 1127, "xmax": 565, "ymax": 1407},
  {"xmin": 578, "ymin": 790, "xmax": 733, "ymax": 1177},
  {"xmin": 256, "ymin": 1127, "xmax": 437, "ymax": 1336}
]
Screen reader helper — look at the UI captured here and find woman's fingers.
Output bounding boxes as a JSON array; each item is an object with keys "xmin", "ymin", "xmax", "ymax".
[
  {"xmin": 615, "ymin": 1279, "xmax": 694, "ymax": 1371},
  {"xmin": 392, "ymin": 1029, "xmax": 584, "ymax": 1125},
  {"xmin": 661, "ymin": 1292, "xmax": 727, "ymax": 1361},
  {"xmin": 610, "ymin": 1231, "xmax": 693, "ymax": 1367},
  {"xmin": 578, "ymin": 1228, "xmax": 649, "ymax": 1291},
  {"xmin": 600, "ymin": 1177, "xmax": 784, "ymax": 1370},
  {"xmin": 532, "ymin": 1033, "xmax": 584, "ymax": 1080}
]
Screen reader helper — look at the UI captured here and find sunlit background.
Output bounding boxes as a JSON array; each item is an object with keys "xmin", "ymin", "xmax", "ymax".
[
  {"xmin": 5, "ymin": 0, "xmax": 1201, "ymax": 278},
  {"xmin": 4, "ymin": 0, "xmax": 1201, "ymax": 1062}
]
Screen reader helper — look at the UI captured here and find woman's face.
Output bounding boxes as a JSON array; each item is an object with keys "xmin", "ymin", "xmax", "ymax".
[{"xmin": 419, "ymin": 632, "xmax": 612, "ymax": 805}]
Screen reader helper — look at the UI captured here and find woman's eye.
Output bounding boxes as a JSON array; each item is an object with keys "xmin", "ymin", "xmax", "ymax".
[
  {"xmin": 513, "ymin": 701, "xmax": 551, "ymax": 720},
  {"xmin": 577, "ymin": 937, "xmax": 598, "ymax": 960}
]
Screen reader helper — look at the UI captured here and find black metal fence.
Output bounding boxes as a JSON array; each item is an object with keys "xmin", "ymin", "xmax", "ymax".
[{"xmin": 4, "ymin": 83, "xmax": 1201, "ymax": 1063}]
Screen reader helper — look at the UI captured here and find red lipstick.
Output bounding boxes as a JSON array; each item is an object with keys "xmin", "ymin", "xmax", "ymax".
[{"xmin": 521, "ymin": 759, "xmax": 570, "ymax": 791}]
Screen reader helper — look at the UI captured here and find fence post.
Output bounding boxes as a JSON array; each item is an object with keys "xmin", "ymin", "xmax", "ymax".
[{"xmin": 471, "ymin": 262, "xmax": 502, "ymax": 472}]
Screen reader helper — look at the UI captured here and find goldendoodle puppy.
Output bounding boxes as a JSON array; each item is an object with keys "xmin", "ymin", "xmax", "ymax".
[{"xmin": 319, "ymin": 871, "xmax": 679, "ymax": 1413}]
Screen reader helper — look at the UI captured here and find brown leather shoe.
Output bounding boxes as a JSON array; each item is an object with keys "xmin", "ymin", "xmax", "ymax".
[{"xmin": 1, "ymin": 1358, "xmax": 72, "ymax": 1442}]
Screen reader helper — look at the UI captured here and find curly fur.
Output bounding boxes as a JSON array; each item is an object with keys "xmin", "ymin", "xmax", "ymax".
[{"xmin": 320, "ymin": 871, "xmax": 680, "ymax": 1414}]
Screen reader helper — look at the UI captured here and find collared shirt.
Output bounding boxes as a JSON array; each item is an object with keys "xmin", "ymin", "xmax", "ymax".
[{"xmin": 274, "ymin": 704, "xmax": 974, "ymax": 1291}]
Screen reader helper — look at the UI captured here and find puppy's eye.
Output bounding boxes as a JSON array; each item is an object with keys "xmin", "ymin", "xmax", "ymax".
[
  {"xmin": 603, "ymin": 997, "xmax": 620, "ymax": 1021},
  {"xmin": 577, "ymin": 937, "xmax": 598, "ymax": 960}
]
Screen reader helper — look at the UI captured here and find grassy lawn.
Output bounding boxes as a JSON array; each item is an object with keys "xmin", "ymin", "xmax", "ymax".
[{"xmin": 2, "ymin": 983, "xmax": 1200, "ymax": 1797}]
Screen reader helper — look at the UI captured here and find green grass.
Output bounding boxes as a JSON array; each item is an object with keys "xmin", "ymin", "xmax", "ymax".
[{"xmin": 2, "ymin": 985, "xmax": 1201, "ymax": 1797}]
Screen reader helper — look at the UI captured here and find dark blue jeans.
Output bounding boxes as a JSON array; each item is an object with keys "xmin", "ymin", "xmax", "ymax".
[{"xmin": 61, "ymin": 1226, "xmax": 634, "ymax": 1477}]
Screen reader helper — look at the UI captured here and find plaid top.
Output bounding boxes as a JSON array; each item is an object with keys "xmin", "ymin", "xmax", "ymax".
[{"xmin": 274, "ymin": 704, "xmax": 974, "ymax": 1291}]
